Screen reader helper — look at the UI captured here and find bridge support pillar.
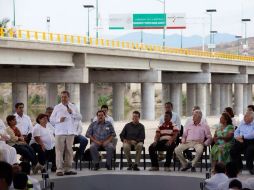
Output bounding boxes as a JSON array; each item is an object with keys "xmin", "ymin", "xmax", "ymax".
[
  {"xmin": 12, "ymin": 83, "xmax": 28, "ymax": 113},
  {"xmin": 211, "ymin": 84, "xmax": 220, "ymax": 116},
  {"xmin": 196, "ymin": 84, "xmax": 207, "ymax": 117},
  {"xmin": 46, "ymin": 83, "xmax": 58, "ymax": 108},
  {"xmin": 186, "ymin": 84, "xmax": 196, "ymax": 116},
  {"xmin": 65, "ymin": 83, "xmax": 80, "ymax": 110},
  {"xmin": 234, "ymin": 84, "xmax": 244, "ymax": 115},
  {"xmin": 112, "ymin": 83, "xmax": 125, "ymax": 121},
  {"xmin": 162, "ymin": 84, "xmax": 171, "ymax": 105},
  {"xmin": 170, "ymin": 83, "xmax": 182, "ymax": 116},
  {"xmin": 141, "ymin": 83, "xmax": 155, "ymax": 120},
  {"xmin": 243, "ymin": 84, "xmax": 253, "ymax": 109},
  {"xmin": 220, "ymin": 84, "xmax": 228, "ymax": 113},
  {"xmin": 80, "ymin": 83, "xmax": 95, "ymax": 122}
]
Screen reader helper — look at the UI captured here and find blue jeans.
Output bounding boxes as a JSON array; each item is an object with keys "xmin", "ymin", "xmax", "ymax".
[{"xmin": 73, "ymin": 135, "xmax": 88, "ymax": 158}]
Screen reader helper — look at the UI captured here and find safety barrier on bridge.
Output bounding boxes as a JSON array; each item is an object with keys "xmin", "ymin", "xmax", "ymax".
[{"xmin": 1, "ymin": 27, "xmax": 254, "ymax": 62}]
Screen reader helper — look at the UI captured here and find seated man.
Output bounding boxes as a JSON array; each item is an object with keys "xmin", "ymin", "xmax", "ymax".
[
  {"xmin": 149, "ymin": 111, "xmax": 179, "ymax": 171},
  {"xmin": 204, "ymin": 162, "xmax": 228, "ymax": 190},
  {"xmin": 120, "ymin": 111, "xmax": 145, "ymax": 171},
  {"xmin": 230, "ymin": 111, "xmax": 254, "ymax": 175},
  {"xmin": 14, "ymin": 102, "xmax": 33, "ymax": 144},
  {"xmin": 86, "ymin": 110, "xmax": 116, "ymax": 170},
  {"xmin": 175, "ymin": 110, "xmax": 212, "ymax": 172},
  {"xmin": 73, "ymin": 120, "xmax": 88, "ymax": 161},
  {"xmin": 93, "ymin": 105, "xmax": 117, "ymax": 147}
]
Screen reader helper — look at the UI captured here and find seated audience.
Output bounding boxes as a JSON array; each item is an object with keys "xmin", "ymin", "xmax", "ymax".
[
  {"xmin": 120, "ymin": 111, "xmax": 145, "ymax": 171},
  {"xmin": 86, "ymin": 110, "xmax": 116, "ymax": 170},
  {"xmin": 185, "ymin": 106, "xmax": 207, "ymax": 126},
  {"xmin": 73, "ymin": 119, "xmax": 88, "ymax": 162},
  {"xmin": 19, "ymin": 162, "xmax": 41, "ymax": 190},
  {"xmin": 5, "ymin": 115, "xmax": 37, "ymax": 173},
  {"xmin": 228, "ymin": 179, "xmax": 242, "ymax": 190},
  {"xmin": 247, "ymin": 105, "xmax": 254, "ymax": 112},
  {"xmin": 224, "ymin": 107, "xmax": 238, "ymax": 127},
  {"xmin": 0, "ymin": 119, "xmax": 17, "ymax": 164},
  {"xmin": 218, "ymin": 162, "xmax": 248, "ymax": 190},
  {"xmin": 149, "ymin": 111, "xmax": 178, "ymax": 171},
  {"xmin": 210, "ymin": 113, "xmax": 234, "ymax": 170},
  {"xmin": 159, "ymin": 102, "xmax": 181, "ymax": 129},
  {"xmin": 14, "ymin": 103, "xmax": 33, "ymax": 144},
  {"xmin": 230, "ymin": 111, "xmax": 254, "ymax": 175},
  {"xmin": 204, "ymin": 162, "xmax": 228, "ymax": 190},
  {"xmin": 93, "ymin": 105, "xmax": 117, "ymax": 147},
  {"xmin": 13, "ymin": 172, "xmax": 28, "ymax": 190},
  {"xmin": 30, "ymin": 114, "xmax": 56, "ymax": 173},
  {"xmin": 0, "ymin": 161, "xmax": 13, "ymax": 190},
  {"xmin": 175, "ymin": 110, "xmax": 212, "ymax": 172}
]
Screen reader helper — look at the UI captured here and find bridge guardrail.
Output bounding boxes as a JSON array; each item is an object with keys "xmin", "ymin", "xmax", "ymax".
[{"xmin": 1, "ymin": 27, "xmax": 254, "ymax": 62}]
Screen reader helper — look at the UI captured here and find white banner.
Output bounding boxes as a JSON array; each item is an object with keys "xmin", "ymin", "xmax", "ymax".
[
  {"xmin": 109, "ymin": 14, "xmax": 132, "ymax": 30},
  {"xmin": 166, "ymin": 13, "xmax": 186, "ymax": 29}
]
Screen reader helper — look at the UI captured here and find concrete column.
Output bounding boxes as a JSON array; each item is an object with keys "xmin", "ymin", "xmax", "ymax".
[
  {"xmin": 170, "ymin": 83, "xmax": 182, "ymax": 116},
  {"xmin": 243, "ymin": 84, "xmax": 248, "ymax": 110},
  {"xmin": 234, "ymin": 84, "xmax": 244, "ymax": 115},
  {"xmin": 12, "ymin": 83, "xmax": 28, "ymax": 113},
  {"xmin": 228, "ymin": 84, "xmax": 233, "ymax": 107},
  {"xmin": 162, "ymin": 84, "xmax": 171, "ymax": 105},
  {"xmin": 186, "ymin": 84, "xmax": 196, "ymax": 116},
  {"xmin": 141, "ymin": 83, "xmax": 155, "ymax": 120},
  {"xmin": 196, "ymin": 84, "xmax": 207, "ymax": 116},
  {"xmin": 220, "ymin": 84, "xmax": 228, "ymax": 112},
  {"xmin": 112, "ymin": 83, "xmax": 125, "ymax": 121},
  {"xmin": 206, "ymin": 84, "xmax": 211, "ymax": 116},
  {"xmin": 247, "ymin": 84, "xmax": 253, "ymax": 105},
  {"xmin": 65, "ymin": 83, "xmax": 80, "ymax": 110},
  {"xmin": 46, "ymin": 83, "xmax": 58, "ymax": 108},
  {"xmin": 211, "ymin": 84, "xmax": 220, "ymax": 116},
  {"xmin": 80, "ymin": 83, "xmax": 95, "ymax": 122}
]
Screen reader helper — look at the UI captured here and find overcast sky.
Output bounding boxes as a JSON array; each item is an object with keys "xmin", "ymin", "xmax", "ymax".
[{"xmin": 0, "ymin": 0, "xmax": 253, "ymax": 38}]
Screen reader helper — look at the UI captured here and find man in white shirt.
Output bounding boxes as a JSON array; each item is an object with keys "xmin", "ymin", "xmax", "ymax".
[
  {"xmin": 205, "ymin": 162, "xmax": 228, "ymax": 190},
  {"xmin": 0, "ymin": 119, "xmax": 17, "ymax": 165},
  {"xmin": 14, "ymin": 102, "xmax": 33, "ymax": 144},
  {"xmin": 93, "ymin": 105, "xmax": 117, "ymax": 147},
  {"xmin": 50, "ymin": 91, "xmax": 82, "ymax": 176},
  {"xmin": 159, "ymin": 102, "xmax": 181, "ymax": 130}
]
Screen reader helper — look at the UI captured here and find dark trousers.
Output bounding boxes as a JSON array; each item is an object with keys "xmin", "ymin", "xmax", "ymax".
[
  {"xmin": 13, "ymin": 144, "xmax": 37, "ymax": 166},
  {"xmin": 31, "ymin": 143, "xmax": 56, "ymax": 167},
  {"xmin": 149, "ymin": 140, "xmax": 176, "ymax": 167},
  {"xmin": 73, "ymin": 135, "xmax": 88, "ymax": 158},
  {"xmin": 230, "ymin": 139, "xmax": 254, "ymax": 170}
]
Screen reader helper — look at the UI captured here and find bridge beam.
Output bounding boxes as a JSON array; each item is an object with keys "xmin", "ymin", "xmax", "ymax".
[
  {"xmin": 89, "ymin": 70, "xmax": 161, "ymax": 83},
  {"xmin": 162, "ymin": 72, "xmax": 211, "ymax": 84},
  {"xmin": 212, "ymin": 74, "xmax": 248, "ymax": 84}
]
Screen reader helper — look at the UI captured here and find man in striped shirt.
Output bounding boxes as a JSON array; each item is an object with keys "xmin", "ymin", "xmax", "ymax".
[{"xmin": 149, "ymin": 111, "xmax": 179, "ymax": 171}]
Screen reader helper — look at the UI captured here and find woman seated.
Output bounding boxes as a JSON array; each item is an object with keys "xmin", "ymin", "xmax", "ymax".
[
  {"xmin": 30, "ymin": 113, "xmax": 56, "ymax": 172},
  {"xmin": 224, "ymin": 107, "xmax": 238, "ymax": 127},
  {"xmin": 210, "ymin": 112, "xmax": 234, "ymax": 171},
  {"xmin": 0, "ymin": 118, "xmax": 17, "ymax": 165},
  {"xmin": 5, "ymin": 115, "xmax": 38, "ymax": 173}
]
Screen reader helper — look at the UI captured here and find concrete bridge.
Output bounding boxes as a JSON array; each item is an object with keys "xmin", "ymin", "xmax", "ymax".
[{"xmin": 1, "ymin": 28, "xmax": 254, "ymax": 121}]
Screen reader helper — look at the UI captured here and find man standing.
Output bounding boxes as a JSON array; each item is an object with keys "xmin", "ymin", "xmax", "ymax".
[
  {"xmin": 120, "ymin": 111, "xmax": 145, "ymax": 171},
  {"xmin": 175, "ymin": 110, "xmax": 212, "ymax": 172},
  {"xmin": 86, "ymin": 110, "xmax": 115, "ymax": 170},
  {"xmin": 50, "ymin": 91, "xmax": 82, "ymax": 176},
  {"xmin": 230, "ymin": 111, "xmax": 254, "ymax": 175},
  {"xmin": 14, "ymin": 103, "xmax": 33, "ymax": 144}
]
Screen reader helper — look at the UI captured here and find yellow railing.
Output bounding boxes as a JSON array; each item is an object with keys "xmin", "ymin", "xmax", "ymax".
[{"xmin": 1, "ymin": 27, "xmax": 254, "ymax": 62}]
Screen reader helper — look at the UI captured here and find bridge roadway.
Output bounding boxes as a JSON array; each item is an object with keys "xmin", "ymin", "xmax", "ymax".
[{"xmin": 0, "ymin": 35, "xmax": 254, "ymax": 121}]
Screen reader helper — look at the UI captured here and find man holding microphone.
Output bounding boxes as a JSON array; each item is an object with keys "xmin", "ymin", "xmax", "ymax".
[{"xmin": 50, "ymin": 91, "xmax": 82, "ymax": 176}]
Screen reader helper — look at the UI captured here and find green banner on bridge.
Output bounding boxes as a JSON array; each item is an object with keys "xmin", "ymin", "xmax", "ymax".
[{"xmin": 133, "ymin": 14, "xmax": 166, "ymax": 29}]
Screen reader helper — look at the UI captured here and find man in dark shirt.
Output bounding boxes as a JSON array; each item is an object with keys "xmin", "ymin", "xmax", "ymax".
[{"xmin": 120, "ymin": 111, "xmax": 145, "ymax": 171}]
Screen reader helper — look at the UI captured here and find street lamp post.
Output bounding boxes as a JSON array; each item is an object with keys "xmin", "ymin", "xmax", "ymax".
[
  {"xmin": 235, "ymin": 35, "xmax": 242, "ymax": 55},
  {"xmin": 96, "ymin": 0, "xmax": 99, "ymax": 39},
  {"xmin": 241, "ymin": 19, "xmax": 251, "ymax": 46},
  {"xmin": 206, "ymin": 9, "xmax": 217, "ymax": 51},
  {"xmin": 83, "ymin": 5, "xmax": 94, "ymax": 43},
  {"xmin": 46, "ymin": 17, "xmax": 50, "ymax": 33},
  {"xmin": 13, "ymin": 0, "xmax": 16, "ymax": 27}
]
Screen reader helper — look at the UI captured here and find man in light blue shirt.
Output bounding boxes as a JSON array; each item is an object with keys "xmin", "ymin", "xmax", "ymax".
[{"xmin": 230, "ymin": 111, "xmax": 254, "ymax": 175}]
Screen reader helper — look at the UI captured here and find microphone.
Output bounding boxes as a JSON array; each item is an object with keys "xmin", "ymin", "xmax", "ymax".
[{"xmin": 66, "ymin": 104, "xmax": 71, "ymax": 114}]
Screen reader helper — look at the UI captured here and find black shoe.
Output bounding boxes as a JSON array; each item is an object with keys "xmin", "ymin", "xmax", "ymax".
[
  {"xmin": 249, "ymin": 169, "xmax": 254, "ymax": 175},
  {"xmin": 94, "ymin": 163, "xmax": 100, "ymax": 171},
  {"xmin": 133, "ymin": 164, "xmax": 140, "ymax": 171},
  {"xmin": 181, "ymin": 163, "xmax": 191, "ymax": 171},
  {"xmin": 51, "ymin": 166, "xmax": 57, "ymax": 172},
  {"xmin": 191, "ymin": 167, "xmax": 196, "ymax": 172},
  {"xmin": 127, "ymin": 164, "xmax": 133, "ymax": 171},
  {"xmin": 106, "ymin": 164, "xmax": 112, "ymax": 170}
]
